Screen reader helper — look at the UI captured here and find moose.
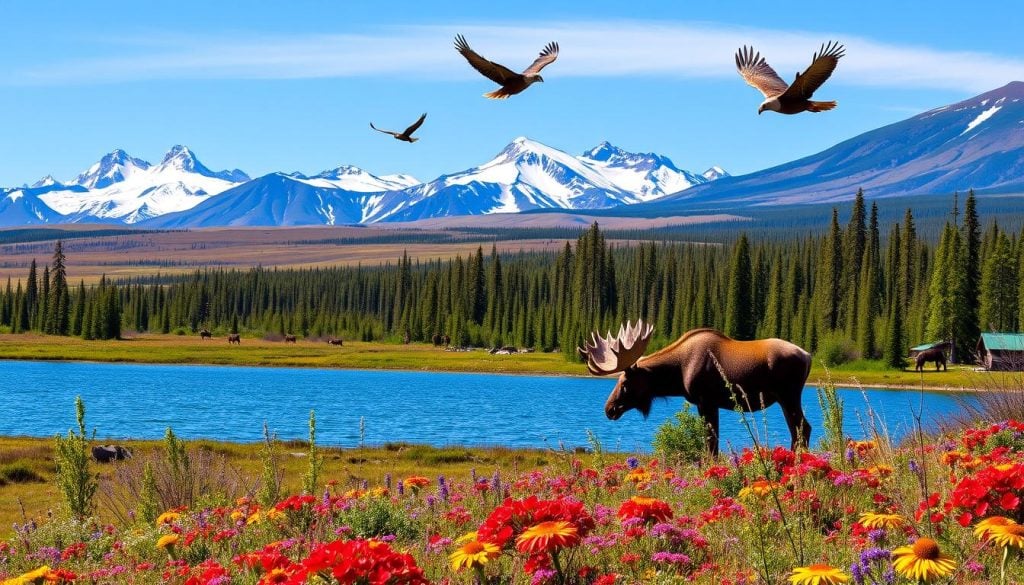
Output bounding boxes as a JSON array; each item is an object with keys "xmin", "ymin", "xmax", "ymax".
[
  {"xmin": 199, "ymin": 329, "xmax": 212, "ymax": 340},
  {"xmin": 284, "ymin": 334, "xmax": 297, "ymax": 343},
  {"xmin": 327, "ymin": 338, "xmax": 344, "ymax": 346},
  {"xmin": 92, "ymin": 444, "xmax": 132, "ymax": 463},
  {"xmin": 227, "ymin": 334, "xmax": 241, "ymax": 344},
  {"xmin": 580, "ymin": 321, "xmax": 812, "ymax": 456},
  {"xmin": 915, "ymin": 347, "xmax": 947, "ymax": 372}
]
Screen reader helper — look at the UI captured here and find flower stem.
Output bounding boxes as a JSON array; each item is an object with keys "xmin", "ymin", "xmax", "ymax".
[{"xmin": 551, "ymin": 549, "xmax": 565, "ymax": 584}]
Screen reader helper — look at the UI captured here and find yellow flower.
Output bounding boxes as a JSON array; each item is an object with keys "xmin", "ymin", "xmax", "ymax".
[
  {"xmin": 625, "ymin": 468, "xmax": 652, "ymax": 485},
  {"xmin": 789, "ymin": 564, "xmax": 850, "ymax": 585},
  {"xmin": 891, "ymin": 538, "xmax": 956, "ymax": 583},
  {"xmin": 156, "ymin": 533, "xmax": 180, "ymax": 550},
  {"xmin": 515, "ymin": 521, "xmax": 580, "ymax": 554},
  {"xmin": 1, "ymin": 566, "xmax": 51, "ymax": 585},
  {"xmin": 366, "ymin": 486, "xmax": 389, "ymax": 498},
  {"xmin": 266, "ymin": 508, "xmax": 285, "ymax": 521},
  {"xmin": 739, "ymin": 479, "xmax": 781, "ymax": 499},
  {"xmin": 155, "ymin": 511, "xmax": 180, "ymax": 526},
  {"xmin": 246, "ymin": 511, "xmax": 262, "ymax": 525},
  {"xmin": 858, "ymin": 512, "xmax": 906, "ymax": 530},
  {"xmin": 449, "ymin": 539, "xmax": 501, "ymax": 571},
  {"xmin": 974, "ymin": 516, "xmax": 1016, "ymax": 541},
  {"xmin": 229, "ymin": 509, "xmax": 245, "ymax": 522},
  {"xmin": 987, "ymin": 522, "xmax": 1024, "ymax": 549},
  {"xmin": 456, "ymin": 531, "xmax": 480, "ymax": 543}
]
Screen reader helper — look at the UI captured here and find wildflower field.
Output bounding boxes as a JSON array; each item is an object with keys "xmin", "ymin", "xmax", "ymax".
[{"xmin": 7, "ymin": 401, "xmax": 1024, "ymax": 585}]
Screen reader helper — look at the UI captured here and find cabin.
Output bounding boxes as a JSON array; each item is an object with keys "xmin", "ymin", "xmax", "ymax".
[
  {"xmin": 909, "ymin": 341, "xmax": 949, "ymax": 359},
  {"xmin": 976, "ymin": 333, "xmax": 1024, "ymax": 371}
]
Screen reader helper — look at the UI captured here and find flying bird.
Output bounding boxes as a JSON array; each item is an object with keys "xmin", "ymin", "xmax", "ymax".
[
  {"xmin": 370, "ymin": 113, "xmax": 427, "ymax": 143},
  {"xmin": 735, "ymin": 42, "xmax": 845, "ymax": 115},
  {"xmin": 454, "ymin": 34, "xmax": 559, "ymax": 99}
]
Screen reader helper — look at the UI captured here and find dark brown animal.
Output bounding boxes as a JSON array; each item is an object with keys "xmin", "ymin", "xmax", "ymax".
[
  {"xmin": 735, "ymin": 42, "xmax": 844, "ymax": 115},
  {"xmin": 227, "ymin": 334, "xmax": 241, "ymax": 344},
  {"xmin": 454, "ymin": 34, "xmax": 559, "ymax": 99},
  {"xmin": 915, "ymin": 347, "xmax": 947, "ymax": 372},
  {"xmin": 92, "ymin": 444, "xmax": 132, "ymax": 463},
  {"xmin": 328, "ymin": 338, "xmax": 344, "ymax": 346},
  {"xmin": 580, "ymin": 321, "xmax": 812, "ymax": 456},
  {"xmin": 284, "ymin": 334, "xmax": 297, "ymax": 343},
  {"xmin": 432, "ymin": 334, "xmax": 442, "ymax": 347},
  {"xmin": 442, "ymin": 334, "xmax": 451, "ymax": 347},
  {"xmin": 199, "ymin": 329, "xmax": 212, "ymax": 340},
  {"xmin": 371, "ymin": 113, "xmax": 427, "ymax": 143}
]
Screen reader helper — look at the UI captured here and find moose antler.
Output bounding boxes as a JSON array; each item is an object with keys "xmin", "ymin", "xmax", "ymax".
[{"xmin": 578, "ymin": 319, "xmax": 654, "ymax": 376}]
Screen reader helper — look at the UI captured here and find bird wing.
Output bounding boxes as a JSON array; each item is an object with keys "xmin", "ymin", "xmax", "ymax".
[
  {"xmin": 454, "ymin": 34, "xmax": 520, "ymax": 85},
  {"xmin": 735, "ymin": 45, "xmax": 789, "ymax": 99},
  {"xmin": 402, "ymin": 113, "xmax": 427, "ymax": 137},
  {"xmin": 370, "ymin": 122, "xmax": 399, "ymax": 138},
  {"xmin": 780, "ymin": 41, "xmax": 844, "ymax": 100},
  {"xmin": 522, "ymin": 41, "xmax": 559, "ymax": 76}
]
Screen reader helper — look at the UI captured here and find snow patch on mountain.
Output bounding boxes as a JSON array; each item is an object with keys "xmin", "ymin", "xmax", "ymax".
[{"xmin": 962, "ymin": 105, "xmax": 1002, "ymax": 135}]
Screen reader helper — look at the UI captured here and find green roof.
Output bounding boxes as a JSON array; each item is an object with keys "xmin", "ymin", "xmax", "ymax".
[
  {"xmin": 910, "ymin": 341, "xmax": 944, "ymax": 351},
  {"xmin": 979, "ymin": 333, "xmax": 1024, "ymax": 351}
]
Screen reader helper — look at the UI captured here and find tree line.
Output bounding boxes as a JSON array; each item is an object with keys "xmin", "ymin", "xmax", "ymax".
[{"xmin": 1, "ymin": 190, "xmax": 1022, "ymax": 367}]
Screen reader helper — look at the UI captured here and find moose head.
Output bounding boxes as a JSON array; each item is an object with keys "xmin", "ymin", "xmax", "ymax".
[{"xmin": 578, "ymin": 320, "xmax": 656, "ymax": 420}]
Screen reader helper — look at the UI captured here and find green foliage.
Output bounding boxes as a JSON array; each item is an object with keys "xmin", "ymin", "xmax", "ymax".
[
  {"xmin": 338, "ymin": 497, "xmax": 419, "ymax": 540},
  {"xmin": 818, "ymin": 333, "xmax": 858, "ymax": 367},
  {"xmin": 0, "ymin": 461, "xmax": 44, "ymax": 484},
  {"xmin": 815, "ymin": 370, "xmax": 844, "ymax": 454},
  {"xmin": 258, "ymin": 423, "xmax": 282, "ymax": 507},
  {"xmin": 653, "ymin": 404, "xmax": 707, "ymax": 463},
  {"xmin": 302, "ymin": 410, "xmax": 323, "ymax": 496},
  {"xmin": 138, "ymin": 461, "xmax": 159, "ymax": 525},
  {"xmin": 53, "ymin": 397, "xmax": 97, "ymax": 518}
]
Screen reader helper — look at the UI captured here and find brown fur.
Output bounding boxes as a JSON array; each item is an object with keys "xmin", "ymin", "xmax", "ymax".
[
  {"xmin": 604, "ymin": 329, "xmax": 812, "ymax": 456},
  {"xmin": 915, "ymin": 347, "xmax": 947, "ymax": 372},
  {"xmin": 284, "ymin": 334, "xmax": 297, "ymax": 343},
  {"xmin": 227, "ymin": 334, "xmax": 241, "ymax": 344}
]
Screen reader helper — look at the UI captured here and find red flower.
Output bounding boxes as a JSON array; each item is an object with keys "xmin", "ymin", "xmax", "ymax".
[{"xmin": 617, "ymin": 496, "xmax": 673, "ymax": 524}]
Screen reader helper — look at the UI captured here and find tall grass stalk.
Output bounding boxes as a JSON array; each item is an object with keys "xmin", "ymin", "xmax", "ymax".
[
  {"xmin": 815, "ymin": 365, "xmax": 845, "ymax": 455},
  {"xmin": 302, "ymin": 410, "xmax": 323, "ymax": 496},
  {"xmin": 259, "ymin": 422, "xmax": 282, "ymax": 506}
]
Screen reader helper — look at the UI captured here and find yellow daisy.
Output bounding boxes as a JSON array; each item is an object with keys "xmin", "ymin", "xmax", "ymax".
[
  {"xmin": 789, "ymin": 564, "xmax": 850, "ymax": 585},
  {"xmin": 987, "ymin": 522, "xmax": 1024, "ymax": 549},
  {"xmin": 891, "ymin": 538, "xmax": 956, "ymax": 583},
  {"xmin": 156, "ymin": 533, "xmax": 180, "ymax": 550},
  {"xmin": 974, "ymin": 516, "xmax": 1016, "ymax": 541},
  {"xmin": 155, "ymin": 511, "xmax": 180, "ymax": 526},
  {"xmin": 449, "ymin": 538, "xmax": 501, "ymax": 571},
  {"xmin": 2, "ymin": 566, "xmax": 51, "ymax": 585},
  {"xmin": 858, "ymin": 512, "xmax": 906, "ymax": 530}
]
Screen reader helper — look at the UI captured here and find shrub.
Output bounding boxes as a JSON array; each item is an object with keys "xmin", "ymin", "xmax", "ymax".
[
  {"xmin": 0, "ymin": 461, "xmax": 44, "ymax": 484},
  {"xmin": 815, "ymin": 368, "xmax": 844, "ymax": 454},
  {"xmin": 818, "ymin": 333, "xmax": 858, "ymax": 367},
  {"xmin": 339, "ymin": 497, "xmax": 419, "ymax": 540},
  {"xmin": 54, "ymin": 397, "xmax": 96, "ymax": 518},
  {"xmin": 653, "ymin": 404, "xmax": 707, "ymax": 463}
]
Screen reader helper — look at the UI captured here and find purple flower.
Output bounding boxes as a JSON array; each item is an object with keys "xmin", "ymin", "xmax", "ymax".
[
  {"xmin": 397, "ymin": 480, "xmax": 404, "ymax": 496},
  {"xmin": 908, "ymin": 460, "xmax": 920, "ymax": 474},
  {"xmin": 491, "ymin": 469, "xmax": 501, "ymax": 493},
  {"xmin": 438, "ymin": 476, "xmax": 449, "ymax": 502},
  {"xmin": 531, "ymin": 568, "xmax": 557, "ymax": 585},
  {"xmin": 626, "ymin": 457, "xmax": 640, "ymax": 469},
  {"xmin": 384, "ymin": 473, "xmax": 392, "ymax": 490},
  {"xmin": 651, "ymin": 551, "xmax": 691, "ymax": 565}
]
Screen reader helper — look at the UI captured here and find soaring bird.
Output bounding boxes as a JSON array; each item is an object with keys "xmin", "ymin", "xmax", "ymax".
[
  {"xmin": 370, "ymin": 113, "xmax": 427, "ymax": 143},
  {"xmin": 735, "ymin": 42, "xmax": 845, "ymax": 115},
  {"xmin": 454, "ymin": 34, "xmax": 559, "ymax": 99}
]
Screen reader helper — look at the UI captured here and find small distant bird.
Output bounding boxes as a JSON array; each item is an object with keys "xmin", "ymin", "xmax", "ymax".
[
  {"xmin": 454, "ymin": 34, "xmax": 559, "ymax": 99},
  {"xmin": 370, "ymin": 113, "xmax": 427, "ymax": 143},
  {"xmin": 735, "ymin": 41, "xmax": 845, "ymax": 115}
]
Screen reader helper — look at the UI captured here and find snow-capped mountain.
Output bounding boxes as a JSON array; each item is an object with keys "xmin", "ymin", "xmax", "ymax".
[
  {"xmin": 702, "ymin": 166, "xmax": 729, "ymax": 181},
  {"xmin": 36, "ymin": 146, "xmax": 250, "ymax": 224},
  {"xmin": 579, "ymin": 141, "xmax": 708, "ymax": 202},
  {"xmin": 31, "ymin": 175, "xmax": 63, "ymax": 189},
  {"xmin": 648, "ymin": 81, "xmax": 1024, "ymax": 211},
  {"xmin": 148, "ymin": 167, "xmax": 423, "ymax": 228},
  {"xmin": 379, "ymin": 138, "xmax": 715, "ymax": 222}
]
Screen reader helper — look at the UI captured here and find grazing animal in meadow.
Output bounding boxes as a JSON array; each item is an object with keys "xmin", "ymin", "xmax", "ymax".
[
  {"xmin": 442, "ymin": 334, "xmax": 451, "ymax": 347},
  {"xmin": 284, "ymin": 334, "xmax": 297, "ymax": 343},
  {"xmin": 915, "ymin": 347, "xmax": 948, "ymax": 372},
  {"xmin": 328, "ymin": 338, "xmax": 344, "ymax": 346},
  {"xmin": 580, "ymin": 321, "xmax": 812, "ymax": 456},
  {"xmin": 199, "ymin": 329, "xmax": 212, "ymax": 340},
  {"xmin": 92, "ymin": 445, "xmax": 132, "ymax": 463},
  {"xmin": 432, "ymin": 334, "xmax": 442, "ymax": 347},
  {"xmin": 454, "ymin": 34, "xmax": 559, "ymax": 99},
  {"xmin": 735, "ymin": 41, "xmax": 845, "ymax": 115},
  {"xmin": 370, "ymin": 113, "xmax": 427, "ymax": 143},
  {"xmin": 227, "ymin": 334, "xmax": 241, "ymax": 344}
]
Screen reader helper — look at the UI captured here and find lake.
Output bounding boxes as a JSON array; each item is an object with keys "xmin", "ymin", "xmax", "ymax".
[{"xmin": 0, "ymin": 360, "xmax": 972, "ymax": 452}]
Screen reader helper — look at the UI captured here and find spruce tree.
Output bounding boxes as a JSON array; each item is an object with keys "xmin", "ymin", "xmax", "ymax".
[
  {"xmin": 959, "ymin": 191, "xmax": 981, "ymax": 358},
  {"xmin": 979, "ymin": 233, "xmax": 1018, "ymax": 332},
  {"xmin": 725, "ymin": 233, "xmax": 754, "ymax": 340}
]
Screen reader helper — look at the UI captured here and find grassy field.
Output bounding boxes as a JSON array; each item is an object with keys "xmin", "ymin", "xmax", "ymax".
[
  {"xmin": 0, "ymin": 332, "xmax": 1017, "ymax": 390},
  {"xmin": 0, "ymin": 435, "xmax": 590, "ymax": 537}
]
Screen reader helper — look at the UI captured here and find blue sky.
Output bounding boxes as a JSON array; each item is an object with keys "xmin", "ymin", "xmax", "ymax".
[{"xmin": 1, "ymin": 0, "xmax": 1022, "ymax": 187}]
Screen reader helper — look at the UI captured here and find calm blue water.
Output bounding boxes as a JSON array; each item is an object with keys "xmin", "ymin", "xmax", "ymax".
[{"xmin": 0, "ymin": 360, "xmax": 972, "ymax": 452}]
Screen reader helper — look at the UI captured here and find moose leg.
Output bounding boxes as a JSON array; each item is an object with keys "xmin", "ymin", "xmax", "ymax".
[
  {"xmin": 779, "ymin": 396, "xmax": 811, "ymax": 451},
  {"xmin": 696, "ymin": 403, "xmax": 720, "ymax": 457}
]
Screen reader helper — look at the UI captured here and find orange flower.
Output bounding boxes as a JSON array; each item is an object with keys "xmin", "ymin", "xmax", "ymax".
[
  {"xmin": 515, "ymin": 521, "xmax": 580, "ymax": 554},
  {"xmin": 403, "ymin": 476, "xmax": 431, "ymax": 491},
  {"xmin": 617, "ymin": 496, "xmax": 673, "ymax": 524}
]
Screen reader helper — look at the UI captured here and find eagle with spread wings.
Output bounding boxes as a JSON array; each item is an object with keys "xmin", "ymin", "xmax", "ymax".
[
  {"xmin": 735, "ymin": 42, "xmax": 845, "ymax": 115},
  {"xmin": 370, "ymin": 113, "xmax": 427, "ymax": 143},
  {"xmin": 454, "ymin": 35, "xmax": 559, "ymax": 99}
]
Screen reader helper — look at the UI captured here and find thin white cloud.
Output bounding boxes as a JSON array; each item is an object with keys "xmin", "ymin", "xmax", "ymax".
[{"xmin": 9, "ymin": 21, "xmax": 1024, "ymax": 92}]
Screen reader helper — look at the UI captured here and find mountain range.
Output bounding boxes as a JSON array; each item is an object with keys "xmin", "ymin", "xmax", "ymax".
[{"xmin": 3, "ymin": 82, "xmax": 1024, "ymax": 228}]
